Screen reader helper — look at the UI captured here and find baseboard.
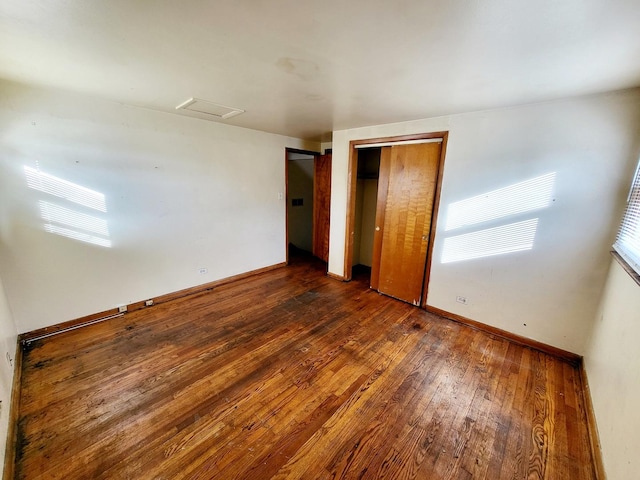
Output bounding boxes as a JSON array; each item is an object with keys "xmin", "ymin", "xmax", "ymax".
[
  {"xmin": 579, "ymin": 363, "xmax": 607, "ymax": 480},
  {"xmin": 425, "ymin": 305, "xmax": 582, "ymax": 366},
  {"xmin": 20, "ymin": 262, "xmax": 287, "ymax": 344},
  {"xmin": 326, "ymin": 272, "xmax": 347, "ymax": 282},
  {"xmin": 3, "ymin": 339, "xmax": 23, "ymax": 480}
]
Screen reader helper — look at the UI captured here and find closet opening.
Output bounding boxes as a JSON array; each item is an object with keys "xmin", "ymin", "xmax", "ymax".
[
  {"xmin": 351, "ymin": 147, "xmax": 381, "ymax": 283},
  {"xmin": 344, "ymin": 132, "xmax": 448, "ymax": 307}
]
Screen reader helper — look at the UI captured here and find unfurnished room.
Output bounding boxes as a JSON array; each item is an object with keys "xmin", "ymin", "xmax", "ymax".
[{"xmin": 0, "ymin": 1, "xmax": 639, "ymax": 479}]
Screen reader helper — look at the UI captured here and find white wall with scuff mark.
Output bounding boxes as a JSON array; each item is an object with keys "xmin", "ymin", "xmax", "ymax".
[
  {"xmin": 0, "ymin": 80, "xmax": 319, "ymax": 333},
  {"xmin": 0, "ymin": 273, "xmax": 17, "ymax": 468},
  {"xmin": 585, "ymin": 257, "xmax": 640, "ymax": 479},
  {"xmin": 329, "ymin": 89, "xmax": 640, "ymax": 354}
]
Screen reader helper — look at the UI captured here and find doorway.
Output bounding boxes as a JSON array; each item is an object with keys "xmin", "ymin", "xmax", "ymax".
[
  {"xmin": 345, "ymin": 133, "xmax": 448, "ymax": 307},
  {"xmin": 287, "ymin": 151, "xmax": 315, "ymax": 256},
  {"xmin": 285, "ymin": 148, "xmax": 331, "ymax": 264}
]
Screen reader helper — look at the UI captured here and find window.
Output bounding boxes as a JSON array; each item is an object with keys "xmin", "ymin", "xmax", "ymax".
[{"xmin": 613, "ymin": 160, "xmax": 640, "ymax": 275}]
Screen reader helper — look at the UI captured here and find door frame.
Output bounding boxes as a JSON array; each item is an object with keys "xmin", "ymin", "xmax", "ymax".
[
  {"xmin": 343, "ymin": 132, "xmax": 448, "ymax": 307},
  {"xmin": 285, "ymin": 147, "xmax": 321, "ymax": 265}
]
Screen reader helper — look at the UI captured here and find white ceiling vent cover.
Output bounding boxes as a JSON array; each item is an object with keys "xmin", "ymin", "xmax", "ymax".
[{"xmin": 175, "ymin": 98, "xmax": 244, "ymax": 119}]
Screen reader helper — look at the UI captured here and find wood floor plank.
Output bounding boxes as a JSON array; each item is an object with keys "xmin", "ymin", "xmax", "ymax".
[{"xmin": 13, "ymin": 253, "xmax": 597, "ymax": 479}]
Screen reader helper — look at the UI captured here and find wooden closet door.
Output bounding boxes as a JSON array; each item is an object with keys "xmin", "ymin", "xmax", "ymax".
[
  {"xmin": 370, "ymin": 142, "xmax": 441, "ymax": 305},
  {"xmin": 312, "ymin": 153, "xmax": 331, "ymax": 262}
]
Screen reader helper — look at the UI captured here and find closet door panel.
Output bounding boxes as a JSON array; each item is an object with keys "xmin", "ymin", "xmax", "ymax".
[{"xmin": 374, "ymin": 142, "xmax": 441, "ymax": 305}]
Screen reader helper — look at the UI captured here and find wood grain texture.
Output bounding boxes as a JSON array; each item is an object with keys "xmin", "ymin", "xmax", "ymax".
[
  {"xmin": 343, "ymin": 143, "xmax": 360, "ymax": 281},
  {"xmin": 20, "ymin": 262, "xmax": 287, "ymax": 344},
  {"xmin": 421, "ymin": 132, "xmax": 448, "ymax": 307},
  {"xmin": 344, "ymin": 132, "xmax": 448, "ymax": 281},
  {"xmin": 285, "ymin": 149, "xmax": 290, "ymax": 265},
  {"xmin": 425, "ymin": 306, "xmax": 582, "ymax": 366},
  {"xmin": 579, "ymin": 363, "xmax": 606, "ymax": 480},
  {"xmin": 3, "ymin": 340, "xmax": 23, "ymax": 480},
  {"xmin": 326, "ymin": 271, "xmax": 346, "ymax": 282},
  {"xmin": 369, "ymin": 146, "xmax": 391, "ymax": 291},
  {"xmin": 377, "ymin": 142, "xmax": 441, "ymax": 305},
  {"xmin": 312, "ymin": 153, "xmax": 331, "ymax": 263},
  {"xmin": 12, "ymin": 254, "xmax": 597, "ymax": 479}
]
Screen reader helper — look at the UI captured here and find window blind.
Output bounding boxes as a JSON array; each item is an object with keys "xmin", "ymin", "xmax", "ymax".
[{"xmin": 613, "ymin": 160, "xmax": 640, "ymax": 275}]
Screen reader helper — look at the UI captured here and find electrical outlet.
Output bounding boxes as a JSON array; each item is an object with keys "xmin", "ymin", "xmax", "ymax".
[
  {"xmin": 118, "ymin": 304, "xmax": 127, "ymax": 313},
  {"xmin": 199, "ymin": 268, "xmax": 208, "ymax": 275},
  {"xmin": 456, "ymin": 296, "xmax": 468, "ymax": 305},
  {"xmin": 145, "ymin": 299, "xmax": 154, "ymax": 307}
]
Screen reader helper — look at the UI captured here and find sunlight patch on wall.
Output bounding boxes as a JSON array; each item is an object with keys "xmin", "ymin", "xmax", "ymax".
[
  {"xmin": 24, "ymin": 166, "xmax": 106, "ymax": 212},
  {"xmin": 25, "ymin": 166, "xmax": 112, "ymax": 248},
  {"xmin": 441, "ymin": 219, "xmax": 538, "ymax": 263},
  {"xmin": 445, "ymin": 172, "xmax": 555, "ymax": 231},
  {"xmin": 441, "ymin": 172, "xmax": 556, "ymax": 263},
  {"xmin": 44, "ymin": 224, "xmax": 112, "ymax": 248},
  {"xmin": 39, "ymin": 202, "xmax": 110, "ymax": 237}
]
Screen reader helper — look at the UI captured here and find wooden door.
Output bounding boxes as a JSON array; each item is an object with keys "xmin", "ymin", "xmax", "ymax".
[
  {"xmin": 370, "ymin": 142, "xmax": 441, "ymax": 305},
  {"xmin": 312, "ymin": 154, "xmax": 331, "ymax": 262}
]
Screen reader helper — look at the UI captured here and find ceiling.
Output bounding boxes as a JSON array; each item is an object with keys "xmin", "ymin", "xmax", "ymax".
[{"xmin": 1, "ymin": 0, "xmax": 639, "ymax": 141}]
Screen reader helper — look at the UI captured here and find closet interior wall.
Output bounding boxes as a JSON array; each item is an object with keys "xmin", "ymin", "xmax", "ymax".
[{"xmin": 353, "ymin": 148, "xmax": 381, "ymax": 271}]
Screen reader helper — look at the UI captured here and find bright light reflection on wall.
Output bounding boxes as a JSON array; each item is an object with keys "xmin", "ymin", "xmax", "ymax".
[
  {"xmin": 445, "ymin": 172, "xmax": 555, "ymax": 231},
  {"xmin": 24, "ymin": 166, "xmax": 106, "ymax": 212},
  {"xmin": 441, "ymin": 219, "xmax": 539, "ymax": 263},
  {"xmin": 25, "ymin": 166, "xmax": 112, "ymax": 248},
  {"xmin": 441, "ymin": 172, "xmax": 557, "ymax": 263},
  {"xmin": 39, "ymin": 201, "xmax": 110, "ymax": 237},
  {"xmin": 44, "ymin": 224, "xmax": 112, "ymax": 248}
]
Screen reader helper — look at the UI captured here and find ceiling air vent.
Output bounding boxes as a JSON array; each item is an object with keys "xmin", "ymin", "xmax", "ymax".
[{"xmin": 175, "ymin": 98, "xmax": 244, "ymax": 119}]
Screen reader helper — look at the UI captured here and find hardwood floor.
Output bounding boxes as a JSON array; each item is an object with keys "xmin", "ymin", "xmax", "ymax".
[{"xmin": 12, "ymin": 254, "xmax": 596, "ymax": 479}]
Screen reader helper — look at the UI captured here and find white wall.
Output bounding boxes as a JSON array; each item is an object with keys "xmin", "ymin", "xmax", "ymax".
[
  {"xmin": 329, "ymin": 89, "xmax": 640, "ymax": 354},
  {"xmin": 353, "ymin": 179, "xmax": 378, "ymax": 267},
  {"xmin": 0, "ymin": 274, "xmax": 18, "ymax": 469},
  {"xmin": 585, "ymin": 258, "xmax": 640, "ymax": 479},
  {"xmin": 0, "ymin": 80, "xmax": 318, "ymax": 333}
]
